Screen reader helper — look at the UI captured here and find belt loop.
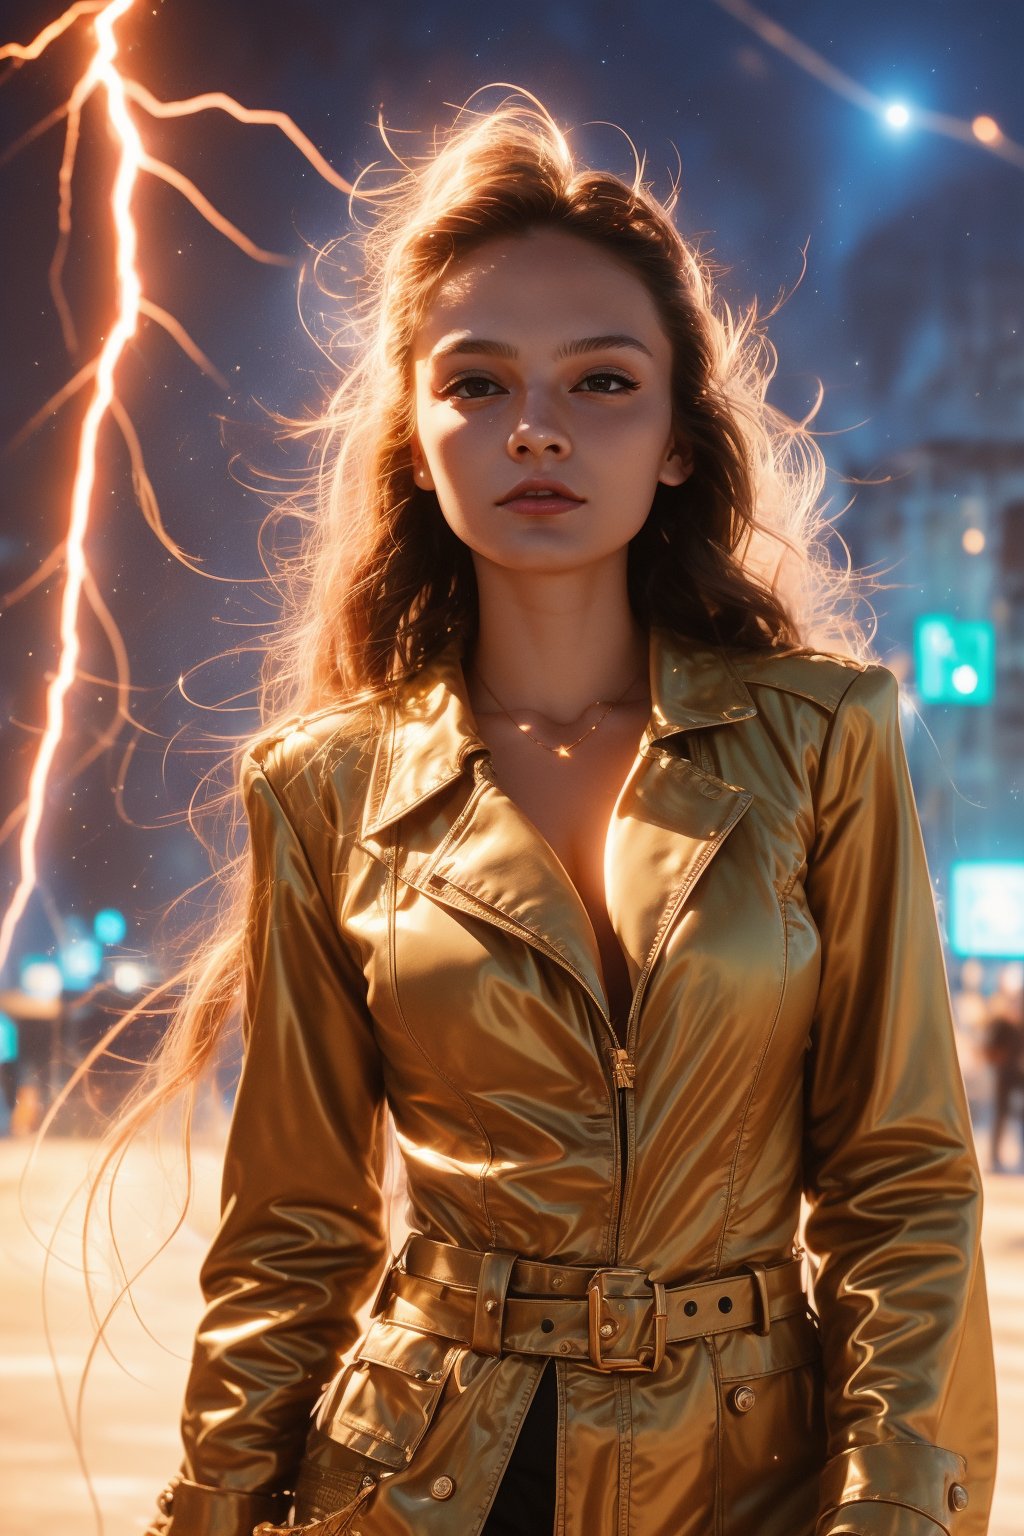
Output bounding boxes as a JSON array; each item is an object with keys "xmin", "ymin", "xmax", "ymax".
[
  {"xmin": 471, "ymin": 1249, "xmax": 518, "ymax": 1357},
  {"xmin": 370, "ymin": 1234, "xmax": 413, "ymax": 1318},
  {"xmin": 743, "ymin": 1261, "xmax": 771, "ymax": 1336}
]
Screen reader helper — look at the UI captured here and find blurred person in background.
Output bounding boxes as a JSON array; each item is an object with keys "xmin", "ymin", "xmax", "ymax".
[
  {"xmin": 984, "ymin": 962, "xmax": 1024, "ymax": 1174},
  {"xmin": 951, "ymin": 956, "xmax": 990, "ymax": 1117}
]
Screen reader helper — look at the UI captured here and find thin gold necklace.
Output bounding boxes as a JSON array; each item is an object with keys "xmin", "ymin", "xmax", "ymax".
[{"xmin": 471, "ymin": 657, "xmax": 647, "ymax": 759}]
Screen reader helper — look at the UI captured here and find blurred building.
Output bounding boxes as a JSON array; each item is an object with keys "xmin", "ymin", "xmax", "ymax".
[{"xmin": 836, "ymin": 159, "xmax": 1024, "ymax": 955}]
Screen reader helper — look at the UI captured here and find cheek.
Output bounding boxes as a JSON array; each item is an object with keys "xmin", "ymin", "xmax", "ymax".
[
  {"xmin": 422, "ymin": 412, "xmax": 484, "ymax": 483},
  {"xmin": 413, "ymin": 379, "xmax": 459, "ymax": 464},
  {"xmin": 572, "ymin": 396, "xmax": 672, "ymax": 462}
]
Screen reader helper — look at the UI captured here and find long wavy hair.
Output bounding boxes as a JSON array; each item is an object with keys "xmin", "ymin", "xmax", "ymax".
[{"xmin": 46, "ymin": 87, "xmax": 877, "ymax": 1400}]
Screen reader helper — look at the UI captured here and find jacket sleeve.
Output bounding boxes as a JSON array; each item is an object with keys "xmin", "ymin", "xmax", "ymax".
[
  {"xmin": 158, "ymin": 746, "xmax": 391, "ymax": 1536},
  {"xmin": 801, "ymin": 665, "xmax": 998, "ymax": 1536}
]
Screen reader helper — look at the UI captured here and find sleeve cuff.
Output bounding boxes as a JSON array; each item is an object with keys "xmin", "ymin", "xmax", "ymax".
[
  {"xmin": 158, "ymin": 1474, "xmax": 293, "ymax": 1536},
  {"xmin": 816, "ymin": 1443, "xmax": 971, "ymax": 1535}
]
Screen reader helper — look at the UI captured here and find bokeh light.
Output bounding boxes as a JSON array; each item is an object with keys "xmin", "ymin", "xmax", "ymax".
[
  {"xmin": 112, "ymin": 960, "xmax": 147, "ymax": 992},
  {"xmin": 972, "ymin": 115, "xmax": 1001, "ymax": 144},
  {"xmin": 59, "ymin": 936, "xmax": 104, "ymax": 989},
  {"xmin": 19, "ymin": 956, "xmax": 63, "ymax": 1000},
  {"xmin": 94, "ymin": 907, "xmax": 128, "ymax": 945},
  {"xmin": 0, "ymin": 1013, "xmax": 18, "ymax": 1064}
]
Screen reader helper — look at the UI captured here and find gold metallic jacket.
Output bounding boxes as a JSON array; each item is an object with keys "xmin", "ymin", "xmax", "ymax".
[{"xmin": 158, "ymin": 627, "xmax": 997, "ymax": 1536}]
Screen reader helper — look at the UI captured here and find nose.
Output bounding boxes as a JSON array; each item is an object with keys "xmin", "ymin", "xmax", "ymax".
[{"xmin": 506, "ymin": 395, "xmax": 571, "ymax": 459}]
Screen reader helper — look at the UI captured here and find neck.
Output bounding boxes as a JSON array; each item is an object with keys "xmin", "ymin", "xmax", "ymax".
[{"xmin": 466, "ymin": 553, "xmax": 649, "ymax": 727}]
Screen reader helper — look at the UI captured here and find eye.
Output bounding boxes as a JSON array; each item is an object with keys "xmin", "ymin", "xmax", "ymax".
[
  {"xmin": 437, "ymin": 374, "xmax": 505, "ymax": 400},
  {"xmin": 573, "ymin": 370, "xmax": 640, "ymax": 394}
]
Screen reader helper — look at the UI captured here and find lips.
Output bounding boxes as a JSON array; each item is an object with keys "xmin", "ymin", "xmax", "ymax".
[{"xmin": 497, "ymin": 478, "xmax": 584, "ymax": 512}]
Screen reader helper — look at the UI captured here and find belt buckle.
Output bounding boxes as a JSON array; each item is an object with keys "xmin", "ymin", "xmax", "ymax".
[{"xmin": 586, "ymin": 1267, "xmax": 667, "ymax": 1373}]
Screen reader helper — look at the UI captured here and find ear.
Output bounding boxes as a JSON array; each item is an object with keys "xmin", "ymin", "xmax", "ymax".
[
  {"xmin": 409, "ymin": 435, "xmax": 436, "ymax": 492},
  {"xmin": 658, "ymin": 438, "xmax": 693, "ymax": 488}
]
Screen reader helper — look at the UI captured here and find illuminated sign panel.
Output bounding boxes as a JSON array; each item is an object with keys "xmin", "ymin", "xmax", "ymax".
[
  {"xmin": 914, "ymin": 616, "xmax": 994, "ymax": 704},
  {"xmin": 950, "ymin": 862, "xmax": 1024, "ymax": 957}
]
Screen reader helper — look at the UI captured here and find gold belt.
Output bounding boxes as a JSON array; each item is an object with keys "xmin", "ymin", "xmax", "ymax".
[{"xmin": 373, "ymin": 1235, "xmax": 809, "ymax": 1374}]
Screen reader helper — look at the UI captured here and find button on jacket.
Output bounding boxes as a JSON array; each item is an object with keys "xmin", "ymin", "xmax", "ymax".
[{"xmin": 162, "ymin": 626, "xmax": 997, "ymax": 1536}]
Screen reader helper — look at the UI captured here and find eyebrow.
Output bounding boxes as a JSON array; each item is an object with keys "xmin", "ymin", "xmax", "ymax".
[{"xmin": 429, "ymin": 332, "xmax": 655, "ymax": 363}]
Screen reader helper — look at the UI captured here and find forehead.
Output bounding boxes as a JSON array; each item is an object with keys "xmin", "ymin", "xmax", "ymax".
[{"xmin": 413, "ymin": 228, "xmax": 669, "ymax": 359}]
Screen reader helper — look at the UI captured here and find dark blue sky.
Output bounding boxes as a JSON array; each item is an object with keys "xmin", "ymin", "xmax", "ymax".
[{"xmin": 1, "ymin": 0, "xmax": 1020, "ymax": 973}]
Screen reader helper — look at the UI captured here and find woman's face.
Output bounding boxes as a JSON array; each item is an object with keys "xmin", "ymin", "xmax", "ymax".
[{"xmin": 409, "ymin": 227, "xmax": 691, "ymax": 577}]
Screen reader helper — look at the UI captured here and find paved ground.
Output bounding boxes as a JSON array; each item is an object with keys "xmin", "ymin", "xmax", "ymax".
[{"xmin": 1, "ymin": 1125, "xmax": 1020, "ymax": 1536}]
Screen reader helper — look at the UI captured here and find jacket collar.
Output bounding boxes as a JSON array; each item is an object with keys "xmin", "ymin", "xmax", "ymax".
[{"xmin": 360, "ymin": 625, "xmax": 756, "ymax": 839}]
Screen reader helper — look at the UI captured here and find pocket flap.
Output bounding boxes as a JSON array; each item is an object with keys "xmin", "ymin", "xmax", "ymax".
[
  {"xmin": 716, "ymin": 1306, "xmax": 821, "ymax": 1383},
  {"xmin": 317, "ymin": 1320, "xmax": 460, "ymax": 1471}
]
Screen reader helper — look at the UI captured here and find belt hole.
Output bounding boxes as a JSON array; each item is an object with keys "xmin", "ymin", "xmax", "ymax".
[
  {"xmin": 684, "ymin": 1300, "xmax": 698, "ymax": 1317},
  {"xmin": 540, "ymin": 1318, "xmax": 555, "ymax": 1333},
  {"xmin": 718, "ymin": 1296, "xmax": 733, "ymax": 1314}
]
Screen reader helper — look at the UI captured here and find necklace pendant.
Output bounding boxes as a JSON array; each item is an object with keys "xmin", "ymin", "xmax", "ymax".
[{"xmin": 471, "ymin": 654, "xmax": 646, "ymax": 758}]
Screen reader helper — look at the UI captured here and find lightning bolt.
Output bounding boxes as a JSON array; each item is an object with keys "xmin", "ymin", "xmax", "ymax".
[
  {"xmin": 0, "ymin": 0, "xmax": 140, "ymax": 974},
  {"xmin": 0, "ymin": 1, "xmax": 354, "ymax": 974},
  {"xmin": 0, "ymin": 3, "xmax": 105, "ymax": 63}
]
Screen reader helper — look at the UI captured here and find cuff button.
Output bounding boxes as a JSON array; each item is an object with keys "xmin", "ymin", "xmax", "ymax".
[
  {"xmin": 949, "ymin": 1483, "xmax": 969, "ymax": 1513},
  {"xmin": 431, "ymin": 1475, "xmax": 456, "ymax": 1500}
]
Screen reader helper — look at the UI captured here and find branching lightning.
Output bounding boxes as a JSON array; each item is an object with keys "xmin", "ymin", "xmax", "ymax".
[
  {"xmin": 0, "ymin": 0, "xmax": 353, "ymax": 973},
  {"xmin": 3, "ymin": 0, "xmax": 1016, "ymax": 982},
  {"xmin": 1, "ymin": 0, "xmax": 140, "ymax": 973}
]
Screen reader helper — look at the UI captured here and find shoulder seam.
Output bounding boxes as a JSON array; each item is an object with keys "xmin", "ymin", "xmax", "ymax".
[
  {"xmin": 245, "ymin": 704, "xmax": 373, "ymax": 771},
  {"xmin": 738, "ymin": 653, "xmax": 872, "ymax": 715}
]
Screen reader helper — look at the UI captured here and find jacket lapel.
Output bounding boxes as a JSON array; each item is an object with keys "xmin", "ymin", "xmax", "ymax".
[
  {"xmin": 416, "ymin": 772, "xmax": 612, "ymax": 1018},
  {"xmin": 605, "ymin": 748, "xmax": 752, "ymax": 1001},
  {"xmin": 359, "ymin": 628, "xmax": 757, "ymax": 1026},
  {"xmin": 603, "ymin": 628, "xmax": 757, "ymax": 1005}
]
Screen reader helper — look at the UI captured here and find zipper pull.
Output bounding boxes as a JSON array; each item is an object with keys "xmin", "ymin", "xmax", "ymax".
[{"xmin": 609, "ymin": 1048, "xmax": 636, "ymax": 1090}]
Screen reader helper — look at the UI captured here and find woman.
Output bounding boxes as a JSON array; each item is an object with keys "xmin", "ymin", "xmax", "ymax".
[{"xmin": 138, "ymin": 92, "xmax": 996, "ymax": 1534}]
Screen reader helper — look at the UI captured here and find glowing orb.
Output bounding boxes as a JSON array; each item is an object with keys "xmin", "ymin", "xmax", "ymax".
[
  {"xmin": 885, "ymin": 103, "xmax": 911, "ymax": 130},
  {"xmin": 972, "ymin": 115, "xmax": 1000, "ymax": 144},
  {"xmin": 951, "ymin": 664, "xmax": 980, "ymax": 696}
]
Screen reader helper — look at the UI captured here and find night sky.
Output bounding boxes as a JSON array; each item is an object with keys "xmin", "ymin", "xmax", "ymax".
[{"xmin": 1, "ymin": 1, "xmax": 1021, "ymax": 981}]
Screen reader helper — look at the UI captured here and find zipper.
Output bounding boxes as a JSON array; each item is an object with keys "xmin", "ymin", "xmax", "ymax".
[
  {"xmin": 609, "ymin": 1046, "xmax": 635, "ymax": 1242},
  {"xmin": 609, "ymin": 1047, "xmax": 635, "ymax": 1091},
  {"xmin": 423, "ymin": 872, "xmax": 634, "ymax": 1238},
  {"xmin": 608, "ymin": 787, "xmax": 754, "ymax": 1263}
]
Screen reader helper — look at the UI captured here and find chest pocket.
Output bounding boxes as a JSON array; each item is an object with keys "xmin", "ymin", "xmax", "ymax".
[{"xmin": 315, "ymin": 1318, "xmax": 461, "ymax": 1470}]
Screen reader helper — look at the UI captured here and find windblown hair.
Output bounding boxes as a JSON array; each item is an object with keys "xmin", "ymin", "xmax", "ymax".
[
  {"xmin": 56, "ymin": 89, "xmax": 877, "ymax": 1357},
  {"xmin": 277, "ymin": 92, "xmax": 871, "ymax": 710}
]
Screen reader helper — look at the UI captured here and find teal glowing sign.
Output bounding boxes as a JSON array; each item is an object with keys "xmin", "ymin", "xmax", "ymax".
[
  {"xmin": 914, "ymin": 616, "xmax": 994, "ymax": 705},
  {"xmin": 950, "ymin": 862, "xmax": 1024, "ymax": 958}
]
